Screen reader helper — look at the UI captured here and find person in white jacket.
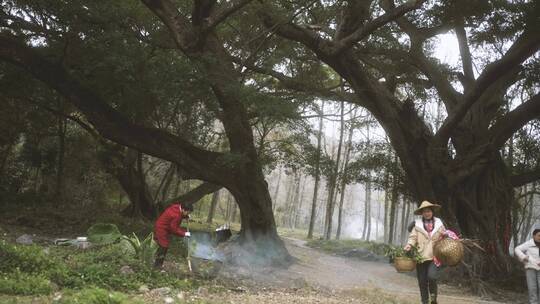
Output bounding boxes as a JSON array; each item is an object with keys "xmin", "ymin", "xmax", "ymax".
[
  {"xmin": 405, "ymin": 201, "xmax": 446, "ymax": 304},
  {"xmin": 515, "ymin": 229, "xmax": 540, "ymax": 304}
]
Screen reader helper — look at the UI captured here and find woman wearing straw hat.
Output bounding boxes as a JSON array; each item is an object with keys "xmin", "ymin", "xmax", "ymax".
[
  {"xmin": 515, "ymin": 229, "xmax": 540, "ymax": 304},
  {"xmin": 404, "ymin": 200, "xmax": 446, "ymax": 304}
]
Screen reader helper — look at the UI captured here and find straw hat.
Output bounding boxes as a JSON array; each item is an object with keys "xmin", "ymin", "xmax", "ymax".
[{"xmin": 414, "ymin": 200, "xmax": 441, "ymax": 215}]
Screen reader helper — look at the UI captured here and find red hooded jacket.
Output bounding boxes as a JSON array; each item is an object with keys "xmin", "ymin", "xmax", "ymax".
[{"xmin": 154, "ymin": 203, "xmax": 187, "ymax": 248}]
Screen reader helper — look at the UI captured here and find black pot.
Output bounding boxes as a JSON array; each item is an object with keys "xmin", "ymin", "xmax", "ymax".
[{"xmin": 215, "ymin": 228, "xmax": 232, "ymax": 244}]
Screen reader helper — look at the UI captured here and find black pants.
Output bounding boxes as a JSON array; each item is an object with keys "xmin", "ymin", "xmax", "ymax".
[
  {"xmin": 154, "ymin": 246, "xmax": 168, "ymax": 269},
  {"xmin": 416, "ymin": 261, "xmax": 440, "ymax": 303}
]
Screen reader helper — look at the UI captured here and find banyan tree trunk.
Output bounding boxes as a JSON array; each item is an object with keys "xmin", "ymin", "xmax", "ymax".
[
  {"xmin": 118, "ymin": 152, "xmax": 156, "ymax": 220},
  {"xmin": 449, "ymin": 156, "xmax": 514, "ymax": 270},
  {"xmin": 227, "ymin": 171, "xmax": 291, "ymax": 265}
]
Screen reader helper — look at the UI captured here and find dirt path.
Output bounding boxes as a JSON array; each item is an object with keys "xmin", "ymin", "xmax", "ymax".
[
  {"xmin": 215, "ymin": 237, "xmax": 520, "ymax": 304},
  {"xmin": 284, "ymin": 237, "xmax": 419, "ymax": 290}
]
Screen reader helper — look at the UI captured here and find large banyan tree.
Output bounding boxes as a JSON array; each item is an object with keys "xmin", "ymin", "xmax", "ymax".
[
  {"xmin": 0, "ymin": 0, "xmax": 291, "ymax": 263},
  {"xmin": 254, "ymin": 0, "xmax": 539, "ymax": 271}
]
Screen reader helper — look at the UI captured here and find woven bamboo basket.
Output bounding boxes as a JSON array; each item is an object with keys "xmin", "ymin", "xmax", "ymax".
[
  {"xmin": 394, "ymin": 257, "xmax": 416, "ymax": 272},
  {"xmin": 434, "ymin": 238, "xmax": 464, "ymax": 266}
]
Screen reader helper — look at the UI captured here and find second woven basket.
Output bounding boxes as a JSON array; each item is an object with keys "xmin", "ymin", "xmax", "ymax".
[{"xmin": 434, "ymin": 238, "xmax": 464, "ymax": 266}]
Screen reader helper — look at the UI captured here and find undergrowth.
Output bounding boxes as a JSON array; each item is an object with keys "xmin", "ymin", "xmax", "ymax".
[
  {"xmin": 0, "ymin": 240, "xmax": 195, "ymax": 297},
  {"xmin": 306, "ymin": 239, "xmax": 391, "ymax": 256}
]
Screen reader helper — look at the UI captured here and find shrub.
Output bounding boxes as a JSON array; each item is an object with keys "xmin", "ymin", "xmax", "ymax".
[
  {"xmin": 63, "ymin": 244, "xmax": 193, "ymax": 291},
  {"xmin": 66, "ymin": 245, "xmax": 131, "ymax": 266},
  {"xmin": 366, "ymin": 242, "xmax": 393, "ymax": 256},
  {"xmin": 307, "ymin": 239, "xmax": 373, "ymax": 254},
  {"xmin": 120, "ymin": 233, "xmax": 158, "ymax": 267},
  {"xmin": 64, "ymin": 245, "xmax": 139, "ymax": 290},
  {"xmin": 87, "ymin": 223, "xmax": 122, "ymax": 245},
  {"xmin": 0, "ymin": 240, "xmax": 56, "ymax": 274},
  {"xmin": 0, "ymin": 270, "xmax": 53, "ymax": 295},
  {"xmin": 0, "ymin": 239, "xmax": 194, "ymax": 295},
  {"xmin": 306, "ymin": 239, "xmax": 393, "ymax": 259},
  {"xmin": 0, "ymin": 240, "xmax": 79, "ymax": 289}
]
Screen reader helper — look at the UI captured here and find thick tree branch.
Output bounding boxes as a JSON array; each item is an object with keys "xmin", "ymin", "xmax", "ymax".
[
  {"xmin": 511, "ymin": 168, "xmax": 540, "ymax": 188},
  {"xmin": 191, "ymin": 0, "xmax": 216, "ymax": 26},
  {"xmin": 489, "ymin": 93, "xmax": 540, "ymax": 148},
  {"xmin": 332, "ymin": 0, "xmax": 425, "ymax": 55},
  {"xmin": 377, "ymin": 3, "xmax": 461, "ymax": 109},
  {"xmin": 144, "ymin": 0, "xmax": 264, "ymax": 163},
  {"xmin": 354, "ymin": 46, "xmax": 437, "ymax": 90},
  {"xmin": 140, "ymin": 0, "xmax": 193, "ymax": 51},
  {"xmin": 28, "ymin": 100, "xmax": 100, "ymax": 139},
  {"xmin": 0, "ymin": 33, "xmax": 227, "ymax": 183},
  {"xmin": 206, "ymin": 0, "xmax": 254, "ymax": 31},
  {"xmin": 167, "ymin": 182, "xmax": 222, "ymax": 205},
  {"xmin": 436, "ymin": 29, "xmax": 540, "ymax": 143},
  {"xmin": 234, "ymin": 57, "xmax": 362, "ymax": 105},
  {"xmin": 334, "ymin": 0, "xmax": 372, "ymax": 40},
  {"xmin": 419, "ymin": 23, "xmax": 452, "ymax": 39},
  {"xmin": 262, "ymin": 4, "xmax": 438, "ymax": 199},
  {"xmin": 455, "ymin": 21, "xmax": 475, "ymax": 88},
  {"xmin": 260, "ymin": 7, "xmax": 396, "ymax": 114},
  {"xmin": 258, "ymin": 5, "xmax": 335, "ymax": 58},
  {"xmin": 446, "ymin": 93, "xmax": 540, "ymax": 185},
  {"xmin": 407, "ymin": 51, "xmax": 462, "ymax": 109},
  {"xmin": 380, "ymin": 0, "xmax": 427, "ymax": 37}
]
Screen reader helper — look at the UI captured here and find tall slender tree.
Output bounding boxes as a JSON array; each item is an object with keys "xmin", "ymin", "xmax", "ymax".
[
  {"xmin": 336, "ymin": 108, "xmax": 356, "ymax": 239},
  {"xmin": 308, "ymin": 101, "xmax": 325, "ymax": 239},
  {"xmin": 324, "ymin": 101, "xmax": 345, "ymax": 239},
  {"xmin": 207, "ymin": 189, "xmax": 221, "ymax": 224}
]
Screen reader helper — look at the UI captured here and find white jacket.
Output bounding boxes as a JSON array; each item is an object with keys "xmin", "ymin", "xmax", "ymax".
[
  {"xmin": 515, "ymin": 239, "xmax": 540, "ymax": 270},
  {"xmin": 407, "ymin": 217, "xmax": 446, "ymax": 261}
]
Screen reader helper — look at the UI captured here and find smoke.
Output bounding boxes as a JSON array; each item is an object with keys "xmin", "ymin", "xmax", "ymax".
[
  {"xmin": 188, "ymin": 231, "xmax": 224, "ymax": 261},
  {"xmin": 185, "ymin": 231, "xmax": 308, "ymax": 288},
  {"xmin": 187, "ymin": 230, "xmax": 296, "ymax": 286},
  {"xmin": 188, "ymin": 230, "xmax": 290, "ymax": 267}
]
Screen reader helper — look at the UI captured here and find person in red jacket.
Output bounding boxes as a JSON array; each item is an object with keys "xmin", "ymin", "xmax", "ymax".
[{"xmin": 153, "ymin": 202, "xmax": 193, "ymax": 269}]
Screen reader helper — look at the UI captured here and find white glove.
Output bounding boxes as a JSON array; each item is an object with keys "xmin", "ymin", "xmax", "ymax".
[{"xmin": 185, "ymin": 232, "xmax": 191, "ymax": 238}]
